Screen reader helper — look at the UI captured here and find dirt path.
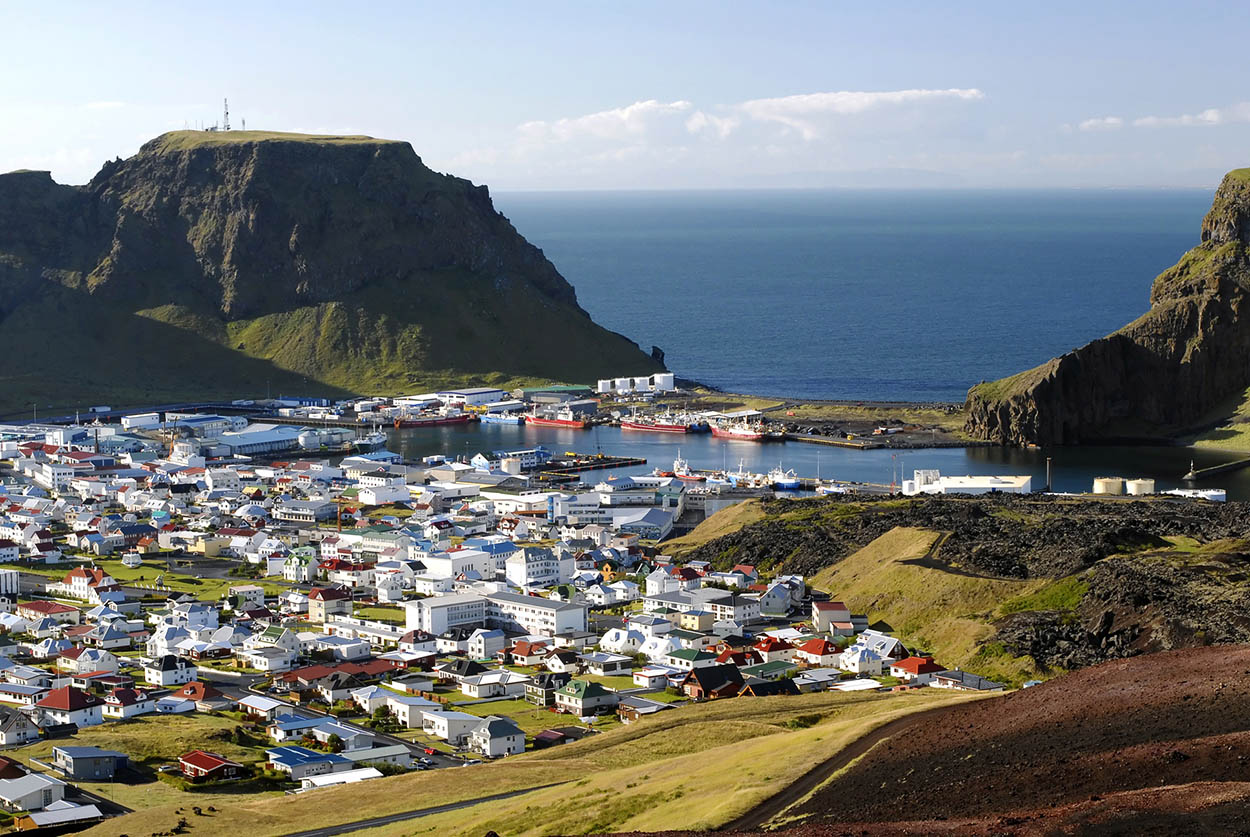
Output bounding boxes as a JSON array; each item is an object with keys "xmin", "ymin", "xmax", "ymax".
[{"xmin": 718, "ymin": 703, "xmax": 960, "ymax": 832}]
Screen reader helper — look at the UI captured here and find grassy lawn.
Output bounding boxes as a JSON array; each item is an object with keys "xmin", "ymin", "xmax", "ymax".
[
  {"xmin": 2, "ymin": 557, "xmax": 290, "ymax": 600},
  {"xmin": 82, "ymin": 689, "xmax": 985, "ymax": 837},
  {"xmin": 352, "ymin": 605, "xmax": 405, "ymax": 624},
  {"xmin": 579, "ymin": 674, "xmax": 637, "ymax": 691},
  {"xmin": 457, "ymin": 699, "xmax": 562, "ymax": 736}
]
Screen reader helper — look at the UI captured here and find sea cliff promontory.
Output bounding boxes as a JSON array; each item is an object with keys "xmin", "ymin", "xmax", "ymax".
[
  {"xmin": 965, "ymin": 169, "xmax": 1250, "ymax": 446},
  {"xmin": 0, "ymin": 130, "xmax": 661, "ymax": 411}
]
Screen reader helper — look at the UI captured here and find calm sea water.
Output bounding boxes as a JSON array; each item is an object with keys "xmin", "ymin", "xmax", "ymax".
[
  {"xmin": 494, "ymin": 189, "xmax": 1215, "ymax": 403},
  {"xmin": 392, "ymin": 189, "xmax": 1250, "ymax": 498}
]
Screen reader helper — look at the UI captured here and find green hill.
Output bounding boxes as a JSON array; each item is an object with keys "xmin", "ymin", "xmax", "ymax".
[{"xmin": 0, "ymin": 131, "xmax": 661, "ymax": 413}]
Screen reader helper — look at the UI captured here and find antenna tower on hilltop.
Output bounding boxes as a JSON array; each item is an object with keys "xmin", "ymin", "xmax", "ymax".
[{"xmin": 222, "ymin": 98, "xmax": 231, "ymax": 131}]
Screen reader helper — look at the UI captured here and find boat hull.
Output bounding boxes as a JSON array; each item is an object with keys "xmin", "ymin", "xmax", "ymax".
[
  {"xmin": 712, "ymin": 427, "xmax": 765, "ymax": 441},
  {"xmin": 393, "ymin": 414, "xmax": 476, "ymax": 428},
  {"xmin": 621, "ymin": 420, "xmax": 688, "ymax": 433},
  {"xmin": 526, "ymin": 417, "xmax": 587, "ymax": 429}
]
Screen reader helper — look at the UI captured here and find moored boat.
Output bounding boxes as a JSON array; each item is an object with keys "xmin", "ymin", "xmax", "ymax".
[
  {"xmin": 711, "ymin": 420, "xmax": 766, "ymax": 441},
  {"xmin": 525, "ymin": 407, "xmax": 587, "ymax": 429},
  {"xmin": 769, "ymin": 464, "xmax": 800, "ymax": 490},
  {"xmin": 672, "ymin": 451, "xmax": 705, "ymax": 482},
  {"xmin": 479, "ymin": 412, "xmax": 525, "ymax": 425}
]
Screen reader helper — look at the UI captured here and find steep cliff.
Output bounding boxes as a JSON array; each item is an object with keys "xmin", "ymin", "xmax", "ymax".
[
  {"xmin": 965, "ymin": 169, "xmax": 1250, "ymax": 446},
  {"xmin": 0, "ymin": 130, "xmax": 661, "ymax": 412}
]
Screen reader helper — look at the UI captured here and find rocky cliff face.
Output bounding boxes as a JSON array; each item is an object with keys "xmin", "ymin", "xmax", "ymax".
[
  {"xmin": 0, "ymin": 131, "xmax": 660, "ymax": 411},
  {"xmin": 965, "ymin": 169, "xmax": 1250, "ymax": 446}
]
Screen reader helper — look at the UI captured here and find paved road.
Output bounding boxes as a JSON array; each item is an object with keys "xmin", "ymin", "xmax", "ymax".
[
  {"xmin": 280, "ymin": 782, "xmax": 566, "ymax": 837},
  {"xmin": 717, "ymin": 703, "xmax": 961, "ymax": 832}
]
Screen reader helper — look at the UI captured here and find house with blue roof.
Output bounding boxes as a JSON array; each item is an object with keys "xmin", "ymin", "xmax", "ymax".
[{"xmin": 264, "ymin": 746, "xmax": 354, "ymax": 780}]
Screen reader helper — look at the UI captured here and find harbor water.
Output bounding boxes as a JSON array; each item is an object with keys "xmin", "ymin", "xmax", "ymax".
[{"xmin": 383, "ymin": 423, "xmax": 1250, "ymax": 500}]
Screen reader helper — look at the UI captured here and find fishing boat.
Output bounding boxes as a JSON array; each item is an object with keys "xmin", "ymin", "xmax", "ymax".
[
  {"xmin": 769, "ymin": 464, "xmax": 800, "ymax": 490},
  {"xmin": 672, "ymin": 451, "xmax": 705, "ymax": 482},
  {"xmin": 725, "ymin": 460, "xmax": 767, "ymax": 488},
  {"xmin": 353, "ymin": 430, "xmax": 389, "ymax": 452},
  {"xmin": 479, "ymin": 412, "xmax": 525, "ymax": 425},
  {"xmin": 711, "ymin": 420, "xmax": 765, "ymax": 441},
  {"xmin": 620, "ymin": 414, "xmax": 688, "ymax": 433},
  {"xmin": 525, "ymin": 407, "xmax": 587, "ymax": 429},
  {"xmin": 393, "ymin": 412, "xmax": 476, "ymax": 429}
]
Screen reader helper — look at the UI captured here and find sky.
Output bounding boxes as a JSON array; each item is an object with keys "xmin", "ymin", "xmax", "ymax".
[{"xmin": 3, "ymin": 1, "xmax": 1250, "ymax": 190}]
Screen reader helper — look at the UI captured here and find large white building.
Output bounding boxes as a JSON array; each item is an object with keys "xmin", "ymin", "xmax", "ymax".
[
  {"xmin": 504, "ymin": 547, "xmax": 573, "ymax": 589},
  {"xmin": 420, "ymin": 548, "xmax": 494, "ymax": 581},
  {"xmin": 902, "ymin": 470, "xmax": 1032, "ymax": 496},
  {"xmin": 596, "ymin": 373, "xmax": 676, "ymax": 395},
  {"xmin": 403, "ymin": 590, "xmax": 587, "ymax": 637}
]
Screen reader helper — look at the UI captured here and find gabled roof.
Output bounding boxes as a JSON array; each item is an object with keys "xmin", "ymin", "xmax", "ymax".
[
  {"xmin": 179, "ymin": 750, "xmax": 242, "ymax": 771},
  {"xmin": 37, "ymin": 687, "xmax": 102, "ymax": 711}
]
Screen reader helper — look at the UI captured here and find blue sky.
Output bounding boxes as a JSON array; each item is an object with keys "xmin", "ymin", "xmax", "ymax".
[{"xmin": 4, "ymin": 1, "xmax": 1250, "ymax": 189}]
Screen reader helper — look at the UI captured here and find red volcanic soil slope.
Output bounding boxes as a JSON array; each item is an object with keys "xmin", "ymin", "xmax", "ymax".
[
  {"xmin": 789, "ymin": 644, "xmax": 1250, "ymax": 834},
  {"xmin": 614, "ymin": 646, "xmax": 1250, "ymax": 836}
]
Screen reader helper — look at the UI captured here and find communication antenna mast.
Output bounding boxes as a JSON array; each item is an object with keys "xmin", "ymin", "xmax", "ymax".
[{"xmin": 223, "ymin": 98, "xmax": 231, "ymax": 131}]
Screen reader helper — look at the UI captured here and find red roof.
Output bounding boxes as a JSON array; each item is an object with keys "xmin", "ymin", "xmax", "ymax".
[
  {"xmin": 754, "ymin": 637, "xmax": 795, "ymax": 652},
  {"xmin": 37, "ymin": 686, "xmax": 102, "ymax": 711},
  {"xmin": 179, "ymin": 750, "xmax": 242, "ymax": 771},
  {"xmin": 309, "ymin": 586, "xmax": 351, "ymax": 601},
  {"xmin": 105, "ymin": 687, "xmax": 148, "ymax": 706},
  {"xmin": 813, "ymin": 600, "xmax": 849, "ymax": 612},
  {"xmin": 20, "ymin": 601, "xmax": 78, "ymax": 615},
  {"xmin": 892, "ymin": 655, "xmax": 944, "ymax": 675},
  {"xmin": 173, "ymin": 681, "xmax": 224, "ymax": 702},
  {"xmin": 797, "ymin": 638, "xmax": 839, "ymax": 656}
]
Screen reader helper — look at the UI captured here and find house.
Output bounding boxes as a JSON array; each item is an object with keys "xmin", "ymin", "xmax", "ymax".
[
  {"xmin": 679, "ymin": 664, "xmax": 744, "ymax": 700},
  {"xmin": 420, "ymin": 710, "xmax": 480, "ymax": 746},
  {"xmin": 56, "ymin": 647, "xmax": 119, "ymax": 676},
  {"xmin": 553, "ymin": 679, "xmax": 618, "ymax": 716},
  {"xmin": 839, "ymin": 646, "xmax": 883, "ymax": 676},
  {"xmin": 308, "ymin": 586, "xmax": 353, "ymax": 623},
  {"xmin": 795, "ymin": 638, "xmax": 842, "ymax": 667},
  {"xmin": 265, "ymin": 746, "xmax": 354, "ymax": 780},
  {"xmin": 579, "ymin": 652, "xmax": 633, "ymax": 677},
  {"xmin": 51, "ymin": 746, "xmax": 128, "ymax": 780},
  {"xmin": 459, "ymin": 670, "xmax": 531, "ymax": 700},
  {"xmin": 238, "ymin": 694, "xmax": 287, "ymax": 722},
  {"xmin": 16, "ymin": 601, "xmax": 79, "ymax": 625},
  {"xmin": 467, "ymin": 628, "xmax": 506, "ymax": 660},
  {"xmin": 508, "ymin": 639, "xmax": 550, "ymax": 667},
  {"xmin": 0, "ymin": 773, "xmax": 66, "ymax": 811},
  {"xmin": 468, "ymin": 715, "xmax": 525, "ymax": 758},
  {"xmin": 0, "ymin": 707, "xmax": 39, "ymax": 746},
  {"xmin": 664, "ymin": 648, "xmax": 718, "ymax": 671},
  {"xmin": 811, "ymin": 600, "xmax": 854, "ymax": 635},
  {"xmin": 890, "ymin": 655, "xmax": 945, "ymax": 684},
  {"xmin": 932, "ymin": 670, "xmax": 1005, "ymax": 692},
  {"xmin": 754, "ymin": 637, "xmax": 798, "ymax": 663},
  {"xmin": 739, "ymin": 660, "xmax": 799, "ymax": 681},
  {"xmin": 102, "ymin": 688, "xmax": 154, "ymax": 720},
  {"xmin": 617, "ymin": 694, "xmax": 677, "ymax": 723},
  {"xmin": 144, "ymin": 655, "xmax": 197, "ymax": 687},
  {"xmin": 35, "ymin": 687, "xmax": 103, "ymax": 727},
  {"xmin": 179, "ymin": 750, "xmax": 245, "ymax": 782},
  {"xmin": 525, "ymin": 671, "xmax": 572, "ymax": 707},
  {"xmin": 383, "ymin": 694, "xmax": 441, "ymax": 729},
  {"xmin": 170, "ymin": 681, "xmax": 231, "ymax": 711}
]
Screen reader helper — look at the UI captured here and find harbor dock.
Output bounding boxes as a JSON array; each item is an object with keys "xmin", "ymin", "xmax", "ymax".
[
  {"xmin": 536, "ymin": 453, "xmax": 648, "ymax": 483},
  {"xmin": 785, "ymin": 433, "xmax": 883, "ymax": 449},
  {"xmin": 1183, "ymin": 457, "xmax": 1250, "ymax": 481}
]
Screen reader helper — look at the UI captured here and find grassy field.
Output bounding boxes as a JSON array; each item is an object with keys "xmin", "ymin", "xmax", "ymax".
[
  {"xmin": 662, "ymin": 499, "xmax": 767, "ymax": 557},
  {"xmin": 9, "ymin": 714, "xmax": 275, "ymax": 811},
  {"xmin": 82, "ymin": 689, "xmax": 981, "ymax": 837},
  {"xmin": 1188, "ymin": 386, "xmax": 1250, "ymax": 451},
  {"xmin": 150, "ymin": 130, "xmax": 403, "ymax": 152},
  {"xmin": 808, "ymin": 527, "xmax": 1049, "ymax": 686},
  {"xmin": 352, "ymin": 605, "xmax": 405, "ymax": 624},
  {"xmin": 457, "ymin": 699, "xmax": 562, "ymax": 736}
]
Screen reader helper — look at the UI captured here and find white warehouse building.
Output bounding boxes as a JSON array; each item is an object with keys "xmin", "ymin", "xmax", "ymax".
[
  {"xmin": 902, "ymin": 470, "xmax": 1032, "ymax": 496},
  {"xmin": 596, "ymin": 373, "xmax": 676, "ymax": 395}
]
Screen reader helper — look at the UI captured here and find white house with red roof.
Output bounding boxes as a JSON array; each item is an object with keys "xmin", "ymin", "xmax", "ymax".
[
  {"xmin": 103, "ymin": 687, "xmax": 154, "ymax": 719},
  {"xmin": 889, "ymin": 655, "xmax": 945, "ymax": 685},
  {"xmin": 35, "ymin": 687, "xmax": 104, "ymax": 727},
  {"xmin": 795, "ymin": 637, "xmax": 842, "ymax": 667},
  {"xmin": 811, "ymin": 600, "xmax": 855, "ymax": 635},
  {"xmin": 16, "ymin": 601, "xmax": 79, "ymax": 625},
  {"xmin": 48, "ymin": 567, "xmax": 121, "ymax": 604}
]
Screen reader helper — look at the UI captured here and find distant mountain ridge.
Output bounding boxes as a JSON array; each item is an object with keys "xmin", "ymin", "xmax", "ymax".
[
  {"xmin": 965, "ymin": 168, "xmax": 1250, "ymax": 445},
  {"xmin": 0, "ymin": 130, "xmax": 660, "ymax": 412}
]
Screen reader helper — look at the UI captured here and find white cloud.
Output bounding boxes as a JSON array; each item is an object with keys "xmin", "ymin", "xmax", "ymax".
[
  {"xmin": 1128, "ymin": 102, "xmax": 1250, "ymax": 128},
  {"xmin": 517, "ymin": 99, "xmax": 692, "ymax": 144},
  {"xmin": 84, "ymin": 101, "xmax": 126, "ymax": 110},
  {"xmin": 1077, "ymin": 116, "xmax": 1123, "ymax": 131},
  {"xmin": 684, "ymin": 110, "xmax": 739, "ymax": 139},
  {"xmin": 736, "ymin": 88, "xmax": 984, "ymax": 139}
]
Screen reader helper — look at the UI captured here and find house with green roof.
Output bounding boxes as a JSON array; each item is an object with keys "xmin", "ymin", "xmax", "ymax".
[
  {"xmin": 663, "ymin": 648, "xmax": 718, "ymax": 671},
  {"xmin": 739, "ymin": 660, "xmax": 799, "ymax": 681},
  {"xmin": 553, "ymin": 678, "xmax": 618, "ymax": 716}
]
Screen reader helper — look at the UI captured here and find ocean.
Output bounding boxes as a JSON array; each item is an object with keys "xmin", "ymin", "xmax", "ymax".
[{"xmin": 494, "ymin": 189, "xmax": 1215, "ymax": 403}]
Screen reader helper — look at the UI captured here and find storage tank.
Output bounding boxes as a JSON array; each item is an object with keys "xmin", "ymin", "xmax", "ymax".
[
  {"xmin": 298, "ymin": 431, "xmax": 323, "ymax": 450},
  {"xmin": 500, "ymin": 457, "xmax": 522, "ymax": 475},
  {"xmin": 1125, "ymin": 478, "xmax": 1156, "ymax": 496},
  {"xmin": 1092, "ymin": 476, "xmax": 1125, "ymax": 495}
]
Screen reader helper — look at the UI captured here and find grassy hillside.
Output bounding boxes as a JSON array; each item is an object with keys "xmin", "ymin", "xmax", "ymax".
[
  {"xmin": 149, "ymin": 130, "xmax": 402, "ymax": 152},
  {"xmin": 84, "ymin": 689, "xmax": 979, "ymax": 837},
  {"xmin": 808, "ymin": 527, "xmax": 1052, "ymax": 685},
  {"xmin": 663, "ymin": 499, "xmax": 767, "ymax": 556}
]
